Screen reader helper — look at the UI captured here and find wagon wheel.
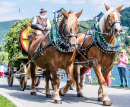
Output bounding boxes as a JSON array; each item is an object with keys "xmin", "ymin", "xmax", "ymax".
[
  {"xmin": 20, "ymin": 77, "xmax": 26, "ymax": 91},
  {"xmin": 19, "ymin": 63, "xmax": 27, "ymax": 91},
  {"xmin": 35, "ymin": 77, "xmax": 41, "ymax": 86},
  {"xmin": 7, "ymin": 62, "xmax": 14, "ymax": 87}
]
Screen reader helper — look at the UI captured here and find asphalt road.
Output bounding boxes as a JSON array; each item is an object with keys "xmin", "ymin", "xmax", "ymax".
[{"xmin": 0, "ymin": 78, "xmax": 130, "ymax": 107}]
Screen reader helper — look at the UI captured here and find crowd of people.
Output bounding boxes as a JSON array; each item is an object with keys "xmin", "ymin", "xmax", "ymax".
[{"xmin": 0, "ymin": 64, "xmax": 7, "ymax": 78}]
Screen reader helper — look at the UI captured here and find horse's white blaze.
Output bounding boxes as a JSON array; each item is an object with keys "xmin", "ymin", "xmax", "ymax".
[
  {"xmin": 113, "ymin": 11, "xmax": 118, "ymax": 20},
  {"xmin": 114, "ymin": 23, "xmax": 121, "ymax": 30},
  {"xmin": 113, "ymin": 11, "xmax": 121, "ymax": 30}
]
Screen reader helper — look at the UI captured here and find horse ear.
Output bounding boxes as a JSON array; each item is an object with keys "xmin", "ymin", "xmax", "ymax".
[
  {"xmin": 104, "ymin": 3, "xmax": 110, "ymax": 11},
  {"xmin": 61, "ymin": 8, "xmax": 69, "ymax": 18},
  {"xmin": 76, "ymin": 9, "xmax": 83, "ymax": 18},
  {"xmin": 116, "ymin": 5, "xmax": 123, "ymax": 12}
]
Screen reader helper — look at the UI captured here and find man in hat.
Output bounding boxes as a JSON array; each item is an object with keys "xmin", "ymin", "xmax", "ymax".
[{"xmin": 31, "ymin": 8, "xmax": 51, "ymax": 35}]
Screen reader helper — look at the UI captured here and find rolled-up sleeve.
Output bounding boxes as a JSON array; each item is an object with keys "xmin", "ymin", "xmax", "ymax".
[
  {"xmin": 47, "ymin": 19, "xmax": 51, "ymax": 28},
  {"xmin": 32, "ymin": 17, "xmax": 37, "ymax": 24}
]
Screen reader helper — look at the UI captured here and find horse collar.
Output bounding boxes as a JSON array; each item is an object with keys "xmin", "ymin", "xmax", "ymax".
[{"xmin": 49, "ymin": 15, "xmax": 78, "ymax": 52}]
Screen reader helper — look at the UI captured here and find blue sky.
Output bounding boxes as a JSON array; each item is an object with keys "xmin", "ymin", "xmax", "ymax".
[{"xmin": 0, "ymin": 0, "xmax": 130, "ymax": 22}]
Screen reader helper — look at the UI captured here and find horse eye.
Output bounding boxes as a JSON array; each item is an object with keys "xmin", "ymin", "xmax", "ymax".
[{"xmin": 108, "ymin": 15, "xmax": 110, "ymax": 17}]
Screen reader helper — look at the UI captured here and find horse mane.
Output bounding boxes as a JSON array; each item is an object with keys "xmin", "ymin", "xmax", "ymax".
[
  {"xmin": 99, "ymin": 7, "xmax": 117, "ymax": 33},
  {"xmin": 68, "ymin": 10, "xmax": 74, "ymax": 14}
]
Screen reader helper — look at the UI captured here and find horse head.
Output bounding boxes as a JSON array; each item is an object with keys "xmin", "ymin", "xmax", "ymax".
[
  {"xmin": 59, "ymin": 8, "xmax": 83, "ymax": 46},
  {"xmin": 99, "ymin": 3, "xmax": 123, "ymax": 38}
]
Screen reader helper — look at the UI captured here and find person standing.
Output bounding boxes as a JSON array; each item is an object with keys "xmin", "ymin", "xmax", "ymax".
[
  {"xmin": 0, "ymin": 64, "xmax": 5, "ymax": 78},
  {"xmin": 106, "ymin": 71, "xmax": 111, "ymax": 85},
  {"xmin": 86, "ymin": 68, "xmax": 92, "ymax": 84},
  {"xmin": 101, "ymin": 69, "xmax": 111, "ymax": 85},
  {"xmin": 31, "ymin": 8, "xmax": 51, "ymax": 35},
  {"xmin": 118, "ymin": 49, "xmax": 128, "ymax": 87}
]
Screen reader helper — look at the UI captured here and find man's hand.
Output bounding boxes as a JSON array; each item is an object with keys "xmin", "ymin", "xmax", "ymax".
[{"xmin": 38, "ymin": 25, "xmax": 45, "ymax": 30}]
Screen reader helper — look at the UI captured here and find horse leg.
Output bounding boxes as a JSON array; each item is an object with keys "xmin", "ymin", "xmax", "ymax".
[
  {"xmin": 93, "ymin": 66, "xmax": 112, "ymax": 106},
  {"xmin": 45, "ymin": 70, "xmax": 52, "ymax": 98},
  {"xmin": 101, "ymin": 69, "xmax": 112, "ymax": 105},
  {"xmin": 52, "ymin": 71, "xmax": 62, "ymax": 104},
  {"xmin": 59, "ymin": 63, "xmax": 74, "ymax": 96},
  {"xmin": 79, "ymin": 67, "xmax": 89, "ymax": 89},
  {"xmin": 30, "ymin": 62, "xmax": 36, "ymax": 95},
  {"xmin": 73, "ymin": 65, "xmax": 83, "ymax": 97},
  {"xmin": 98, "ymin": 68, "xmax": 112, "ymax": 101}
]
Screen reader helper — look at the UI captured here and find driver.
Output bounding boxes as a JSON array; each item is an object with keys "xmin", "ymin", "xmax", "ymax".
[{"xmin": 31, "ymin": 8, "xmax": 51, "ymax": 35}]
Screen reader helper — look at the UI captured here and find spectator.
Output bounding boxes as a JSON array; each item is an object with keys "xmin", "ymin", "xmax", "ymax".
[
  {"xmin": 101, "ymin": 69, "xmax": 111, "ymax": 85},
  {"xmin": 118, "ymin": 49, "xmax": 128, "ymax": 87},
  {"xmin": 106, "ymin": 71, "xmax": 111, "ymax": 85},
  {"xmin": 129, "ymin": 65, "xmax": 130, "ymax": 78},
  {"xmin": 4, "ymin": 66, "xmax": 7, "ymax": 72},
  {"xmin": 0, "ymin": 64, "xmax": 5, "ymax": 78},
  {"xmin": 86, "ymin": 68, "xmax": 92, "ymax": 84}
]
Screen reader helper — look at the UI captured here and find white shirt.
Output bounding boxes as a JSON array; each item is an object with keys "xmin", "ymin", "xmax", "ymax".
[
  {"xmin": 4, "ymin": 67, "xmax": 7, "ymax": 72},
  {"xmin": 0, "ymin": 65, "xmax": 5, "ymax": 73},
  {"xmin": 32, "ymin": 16, "xmax": 51, "ymax": 28}
]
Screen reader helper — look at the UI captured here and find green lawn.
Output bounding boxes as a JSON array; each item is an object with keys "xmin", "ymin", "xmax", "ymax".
[{"xmin": 0, "ymin": 95, "xmax": 16, "ymax": 107}]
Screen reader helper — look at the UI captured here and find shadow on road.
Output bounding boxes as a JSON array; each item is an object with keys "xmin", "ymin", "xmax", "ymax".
[{"xmin": 0, "ymin": 84, "xmax": 102, "ymax": 106}]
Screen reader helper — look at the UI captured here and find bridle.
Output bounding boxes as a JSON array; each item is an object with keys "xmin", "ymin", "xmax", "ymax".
[
  {"xmin": 59, "ymin": 17, "xmax": 78, "ymax": 40},
  {"xmin": 106, "ymin": 13, "xmax": 121, "ymax": 36}
]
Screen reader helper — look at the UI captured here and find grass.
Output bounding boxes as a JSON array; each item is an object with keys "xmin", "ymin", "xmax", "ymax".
[
  {"xmin": 107, "ymin": 85, "xmax": 130, "ymax": 89},
  {"xmin": 0, "ymin": 95, "xmax": 16, "ymax": 107},
  {"xmin": 85, "ymin": 83, "xmax": 130, "ymax": 90}
]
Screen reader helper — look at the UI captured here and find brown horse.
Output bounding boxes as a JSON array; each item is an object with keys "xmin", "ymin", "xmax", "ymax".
[
  {"xmin": 26, "ymin": 8, "xmax": 83, "ymax": 104},
  {"xmin": 70, "ymin": 4, "xmax": 123, "ymax": 106}
]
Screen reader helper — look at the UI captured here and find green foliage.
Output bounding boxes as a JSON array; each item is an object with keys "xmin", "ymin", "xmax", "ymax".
[
  {"xmin": 120, "ymin": 7, "xmax": 130, "ymax": 35},
  {"xmin": 4, "ymin": 18, "xmax": 33, "ymax": 68},
  {"xmin": 0, "ymin": 51, "xmax": 8, "ymax": 64},
  {"xmin": 0, "ymin": 95, "xmax": 16, "ymax": 107},
  {"xmin": 78, "ymin": 20, "xmax": 94, "ymax": 34}
]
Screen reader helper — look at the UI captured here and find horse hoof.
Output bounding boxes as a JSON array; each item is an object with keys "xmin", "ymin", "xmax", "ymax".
[
  {"xmin": 46, "ymin": 94, "xmax": 52, "ymax": 98},
  {"xmin": 103, "ymin": 100, "xmax": 112, "ymax": 106},
  {"xmin": 77, "ymin": 93, "xmax": 83, "ymax": 97},
  {"xmin": 59, "ymin": 89, "xmax": 65, "ymax": 96},
  {"xmin": 98, "ymin": 97, "xmax": 103, "ymax": 101},
  {"xmin": 31, "ymin": 92, "xmax": 36, "ymax": 95},
  {"xmin": 54, "ymin": 100, "xmax": 62, "ymax": 104}
]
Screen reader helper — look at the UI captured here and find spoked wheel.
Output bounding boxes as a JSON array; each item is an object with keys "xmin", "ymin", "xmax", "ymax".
[
  {"xmin": 20, "ymin": 76, "xmax": 26, "ymax": 91},
  {"xmin": 35, "ymin": 77, "xmax": 41, "ymax": 86},
  {"xmin": 19, "ymin": 63, "xmax": 27, "ymax": 91},
  {"xmin": 7, "ymin": 62, "xmax": 14, "ymax": 87}
]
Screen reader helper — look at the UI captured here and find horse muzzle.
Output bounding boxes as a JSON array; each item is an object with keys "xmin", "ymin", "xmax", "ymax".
[{"xmin": 114, "ymin": 28, "xmax": 122, "ymax": 37}]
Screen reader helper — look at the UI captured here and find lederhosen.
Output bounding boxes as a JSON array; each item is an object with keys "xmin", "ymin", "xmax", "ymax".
[{"xmin": 35, "ymin": 16, "xmax": 48, "ymax": 35}]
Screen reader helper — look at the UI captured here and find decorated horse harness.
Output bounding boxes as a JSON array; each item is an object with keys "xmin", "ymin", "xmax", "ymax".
[
  {"xmin": 75, "ymin": 12, "xmax": 121, "ymax": 66},
  {"xmin": 31, "ymin": 8, "xmax": 78, "ymax": 61},
  {"xmin": 79, "ymin": 12, "xmax": 121, "ymax": 55}
]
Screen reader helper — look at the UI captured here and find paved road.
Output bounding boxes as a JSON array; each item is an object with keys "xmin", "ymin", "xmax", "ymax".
[{"xmin": 0, "ymin": 78, "xmax": 130, "ymax": 107}]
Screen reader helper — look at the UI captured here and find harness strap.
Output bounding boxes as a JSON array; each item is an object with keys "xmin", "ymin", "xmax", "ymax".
[
  {"xmin": 31, "ymin": 40, "xmax": 53, "ymax": 62},
  {"xmin": 35, "ymin": 32, "xmax": 49, "ymax": 53}
]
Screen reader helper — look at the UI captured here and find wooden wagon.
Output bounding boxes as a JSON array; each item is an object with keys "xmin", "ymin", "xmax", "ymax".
[{"xmin": 7, "ymin": 24, "xmax": 44, "ymax": 91}]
